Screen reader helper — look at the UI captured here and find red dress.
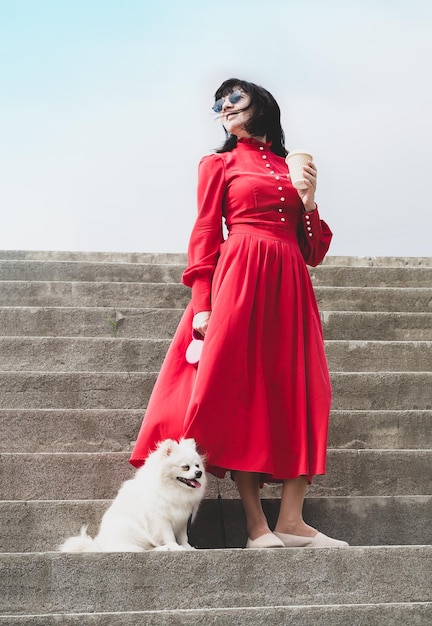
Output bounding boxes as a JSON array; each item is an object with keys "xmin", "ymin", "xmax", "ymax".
[{"xmin": 130, "ymin": 138, "xmax": 333, "ymax": 482}]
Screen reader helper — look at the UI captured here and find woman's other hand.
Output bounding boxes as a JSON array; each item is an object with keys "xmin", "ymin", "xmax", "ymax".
[
  {"xmin": 296, "ymin": 160, "xmax": 317, "ymax": 212},
  {"xmin": 192, "ymin": 311, "xmax": 211, "ymax": 336}
]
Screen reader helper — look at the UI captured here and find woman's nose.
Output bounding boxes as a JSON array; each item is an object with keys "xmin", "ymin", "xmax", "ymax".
[{"xmin": 222, "ymin": 96, "xmax": 233, "ymax": 111}]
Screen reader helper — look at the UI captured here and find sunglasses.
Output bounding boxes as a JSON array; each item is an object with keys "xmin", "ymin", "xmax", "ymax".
[{"xmin": 212, "ymin": 89, "xmax": 243, "ymax": 113}]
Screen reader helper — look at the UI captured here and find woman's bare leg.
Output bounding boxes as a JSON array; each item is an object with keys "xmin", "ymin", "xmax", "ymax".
[
  {"xmin": 234, "ymin": 471, "xmax": 272, "ymax": 540},
  {"xmin": 274, "ymin": 476, "xmax": 317, "ymax": 536}
]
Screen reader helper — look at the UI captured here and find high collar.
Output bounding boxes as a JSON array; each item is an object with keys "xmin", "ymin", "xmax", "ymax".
[{"xmin": 237, "ymin": 137, "xmax": 272, "ymax": 150}]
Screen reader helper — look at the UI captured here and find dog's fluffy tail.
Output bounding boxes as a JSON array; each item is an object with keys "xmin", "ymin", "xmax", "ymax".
[{"xmin": 59, "ymin": 525, "xmax": 95, "ymax": 552}]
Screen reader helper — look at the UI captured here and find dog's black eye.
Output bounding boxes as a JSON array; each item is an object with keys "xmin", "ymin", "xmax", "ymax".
[{"xmin": 182, "ymin": 465, "xmax": 190, "ymax": 471}]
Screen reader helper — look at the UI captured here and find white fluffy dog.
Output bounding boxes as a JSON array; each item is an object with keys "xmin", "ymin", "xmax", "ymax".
[{"xmin": 59, "ymin": 438, "xmax": 207, "ymax": 552}]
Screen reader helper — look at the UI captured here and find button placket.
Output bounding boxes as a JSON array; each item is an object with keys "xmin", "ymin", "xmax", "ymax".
[{"xmin": 258, "ymin": 148, "xmax": 288, "ymax": 223}]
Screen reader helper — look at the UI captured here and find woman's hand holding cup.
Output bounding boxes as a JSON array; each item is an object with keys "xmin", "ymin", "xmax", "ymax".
[{"xmin": 286, "ymin": 151, "xmax": 317, "ymax": 212}]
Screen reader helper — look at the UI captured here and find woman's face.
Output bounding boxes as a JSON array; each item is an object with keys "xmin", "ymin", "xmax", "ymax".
[{"xmin": 217, "ymin": 88, "xmax": 253, "ymax": 138}]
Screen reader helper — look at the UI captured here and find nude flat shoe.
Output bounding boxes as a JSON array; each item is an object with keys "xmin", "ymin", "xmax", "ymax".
[
  {"xmin": 273, "ymin": 531, "xmax": 349, "ymax": 548},
  {"xmin": 245, "ymin": 533, "xmax": 285, "ymax": 549}
]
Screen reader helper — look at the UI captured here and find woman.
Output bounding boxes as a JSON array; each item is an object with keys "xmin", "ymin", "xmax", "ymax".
[{"xmin": 130, "ymin": 78, "xmax": 348, "ymax": 549}]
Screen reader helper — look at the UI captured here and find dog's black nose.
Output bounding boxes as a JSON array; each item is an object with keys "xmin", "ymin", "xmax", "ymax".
[{"xmin": 195, "ymin": 470, "xmax": 202, "ymax": 479}]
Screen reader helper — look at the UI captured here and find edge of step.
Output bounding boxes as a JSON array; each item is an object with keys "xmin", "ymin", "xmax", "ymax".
[
  {"xmin": 1, "ymin": 496, "xmax": 430, "ymax": 552},
  {"xmin": 1, "ymin": 603, "xmax": 431, "ymax": 626},
  {"xmin": 1, "ymin": 546, "xmax": 431, "ymax": 616},
  {"xmin": 1, "ymin": 251, "xmax": 432, "ymax": 267}
]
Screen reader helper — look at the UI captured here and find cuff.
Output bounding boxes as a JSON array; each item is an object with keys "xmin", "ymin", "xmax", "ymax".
[
  {"xmin": 302, "ymin": 206, "xmax": 321, "ymax": 239},
  {"xmin": 191, "ymin": 277, "xmax": 212, "ymax": 313}
]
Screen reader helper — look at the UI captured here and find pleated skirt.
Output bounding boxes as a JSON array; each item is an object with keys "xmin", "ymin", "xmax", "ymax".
[{"xmin": 130, "ymin": 224, "xmax": 332, "ymax": 482}]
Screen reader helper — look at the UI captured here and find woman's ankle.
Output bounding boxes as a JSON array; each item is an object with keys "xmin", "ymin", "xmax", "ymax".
[
  {"xmin": 247, "ymin": 522, "xmax": 273, "ymax": 541},
  {"xmin": 274, "ymin": 521, "xmax": 317, "ymax": 537}
]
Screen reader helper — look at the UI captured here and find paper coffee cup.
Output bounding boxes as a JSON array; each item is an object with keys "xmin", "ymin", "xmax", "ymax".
[{"xmin": 285, "ymin": 151, "xmax": 313, "ymax": 190}]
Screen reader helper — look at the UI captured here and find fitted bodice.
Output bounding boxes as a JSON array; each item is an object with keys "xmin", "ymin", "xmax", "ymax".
[
  {"xmin": 182, "ymin": 139, "xmax": 332, "ymax": 312},
  {"xmin": 220, "ymin": 139, "xmax": 304, "ymax": 236}
]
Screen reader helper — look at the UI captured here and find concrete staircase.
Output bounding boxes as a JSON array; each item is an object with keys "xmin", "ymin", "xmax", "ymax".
[{"xmin": 0, "ymin": 250, "xmax": 431, "ymax": 624}]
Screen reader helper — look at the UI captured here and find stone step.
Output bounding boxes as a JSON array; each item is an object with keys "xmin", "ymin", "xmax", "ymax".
[
  {"xmin": 0, "ymin": 281, "xmax": 190, "ymax": 309},
  {"xmin": 326, "ymin": 340, "xmax": 432, "ymax": 372},
  {"xmin": 322, "ymin": 256, "xmax": 432, "ymax": 267},
  {"xmin": 0, "ymin": 251, "xmax": 429, "ymax": 626},
  {"xmin": 0, "ymin": 410, "xmax": 141, "ymax": 453},
  {"xmin": 0, "ymin": 261, "xmax": 185, "ymax": 284},
  {"xmin": 2, "ymin": 282, "xmax": 432, "ymax": 312},
  {"xmin": 1, "ymin": 337, "xmax": 431, "ymax": 373},
  {"xmin": 1, "ymin": 409, "xmax": 429, "ymax": 453},
  {"xmin": 323, "ymin": 311, "xmax": 432, "ymax": 340},
  {"xmin": 2, "ymin": 250, "xmax": 432, "ymax": 267},
  {"xmin": 0, "ymin": 307, "xmax": 183, "ymax": 339},
  {"xmin": 1, "ymin": 603, "xmax": 431, "ymax": 626},
  {"xmin": 0, "ymin": 250, "xmax": 188, "ymax": 263},
  {"xmin": 309, "ymin": 266, "xmax": 432, "ymax": 287},
  {"xmin": 1, "ymin": 547, "xmax": 431, "ymax": 615},
  {"xmin": 0, "ymin": 337, "xmax": 172, "ymax": 372},
  {"xmin": 1, "ymin": 496, "xmax": 430, "ymax": 553},
  {"xmin": 328, "ymin": 410, "xmax": 432, "ymax": 450},
  {"xmin": 1, "ymin": 307, "xmax": 432, "ymax": 341},
  {"xmin": 2, "ymin": 260, "xmax": 432, "ymax": 288},
  {"xmin": 0, "ymin": 371, "xmax": 430, "ymax": 410},
  {"xmin": 1, "ymin": 450, "xmax": 430, "ymax": 501}
]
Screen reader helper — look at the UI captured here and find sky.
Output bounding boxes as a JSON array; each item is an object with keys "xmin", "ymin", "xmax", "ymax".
[{"xmin": 0, "ymin": 0, "xmax": 431, "ymax": 257}]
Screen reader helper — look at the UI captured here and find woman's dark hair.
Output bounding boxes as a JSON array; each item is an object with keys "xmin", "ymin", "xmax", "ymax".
[{"xmin": 214, "ymin": 78, "xmax": 288, "ymax": 157}]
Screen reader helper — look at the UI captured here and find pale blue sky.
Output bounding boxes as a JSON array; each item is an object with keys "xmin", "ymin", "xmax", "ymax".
[{"xmin": 1, "ymin": 0, "xmax": 431, "ymax": 256}]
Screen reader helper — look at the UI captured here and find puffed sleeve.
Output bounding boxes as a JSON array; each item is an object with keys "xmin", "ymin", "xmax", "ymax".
[
  {"xmin": 182, "ymin": 154, "xmax": 226, "ymax": 313},
  {"xmin": 297, "ymin": 206, "xmax": 333, "ymax": 267}
]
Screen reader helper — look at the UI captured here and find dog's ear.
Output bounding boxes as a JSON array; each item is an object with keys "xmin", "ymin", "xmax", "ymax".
[
  {"xmin": 181, "ymin": 438, "xmax": 197, "ymax": 450},
  {"xmin": 157, "ymin": 439, "xmax": 176, "ymax": 457}
]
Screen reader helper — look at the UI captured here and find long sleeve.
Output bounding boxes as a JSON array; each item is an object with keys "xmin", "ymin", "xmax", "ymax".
[
  {"xmin": 297, "ymin": 206, "xmax": 333, "ymax": 267},
  {"xmin": 182, "ymin": 154, "xmax": 226, "ymax": 313}
]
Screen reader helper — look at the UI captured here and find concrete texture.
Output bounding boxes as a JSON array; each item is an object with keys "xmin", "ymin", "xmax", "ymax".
[
  {"xmin": 0, "ymin": 307, "xmax": 184, "ymax": 338},
  {"xmin": 2, "ymin": 281, "xmax": 432, "ymax": 312},
  {"xmin": 2, "ymin": 259, "xmax": 432, "ymax": 287},
  {"xmin": 0, "ymin": 251, "xmax": 430, "ymax": 624},
  {"xmin": 324, "ymin": 340, "xmax": 432, "ymax": 372},
  {"xmin": 0, "ymin": 250, "xmax": 188, "ymax": 263},
  {"xmin": 1, "ymin": 337, "xmax": 431, "ymax": 372},
  {"xmin": 321, "ymin": 256, "xmax": 432, "ymax": 267},
  {"xmin": 0, "ymin": 261, "xmax": 185, "ymax": 284},
  {"xmin": 310, "ymin": 265, "xmax": 432, "ymax": 287},
  {"xmin": 329, "ymin": 372, "xmax": 432, "ymax": 410},
  {"xmin": 0, "ymin": 337, "xmax": 172, "ymax": 372},
  {"xmin": 1, "ymin": 604, "xmax": 432, "ymax": 625},
  {"xmin": 1, "ymin": 496, "xmax": 430, "ymax": 553},
  {"xmin": 1, "ymin": 371, "xmax": 431, "ymax": 410},
  {"xmin": 1, "ymin": 308, "xmax": 432, "ymax": 341},
  {"xmin": 1, "ymin": 409, "xmax": 429, "ymax": 454},
  {"xmin": 322, "ymin": 311, "xmax": 432, "ymax": 340},
  {"xmin": 1, "ymin": 450, "xmax": 431, "ymax": 501},
  {"xmin": 316, "ymin": 287, "xmax": 432, "ymax": 312},
  {"xmin": 0, "ymin": 409, "xmax": 142, "ymax": 453},
  {"xmin": 0, "ymin": 281, "xmax": 190, "ymax": 309},
  {"xmin": 0, "ymin": 372, "xmax": 159, "ymax": 410},
  {"xmin": 1, "ymin": 547, "xmax": 431, "ymax": 615},
  {"xmin": 328, "ymin": 410, "xmax": 432, "ymax": 449},
  {"xmin": 1, "ymin": 250, "xmax": 432, "ymax": 266}
]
